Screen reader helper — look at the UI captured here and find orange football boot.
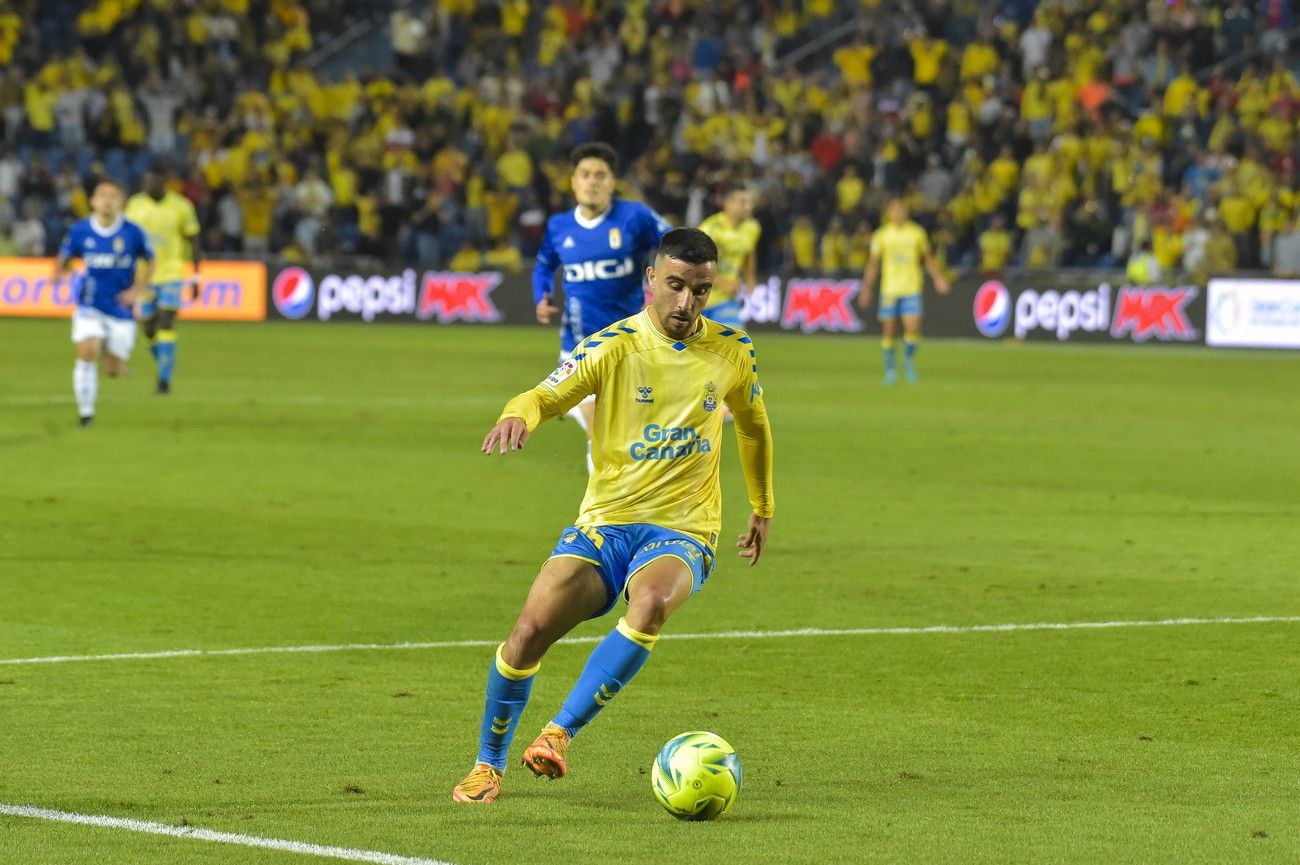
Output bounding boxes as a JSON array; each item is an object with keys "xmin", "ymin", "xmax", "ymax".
[
  {"xmin": 451, "ymin": 763, "xmax": 503, "ymax": 803},
  {"xmin": 521, "ymin": 723, "xmax": 571, "ymax": 779}
]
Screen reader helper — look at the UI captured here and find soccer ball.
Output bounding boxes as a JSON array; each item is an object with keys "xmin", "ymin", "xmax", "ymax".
[{"xmin": 651, "ymin": 731, "xmax": 742, "ymax": 820}]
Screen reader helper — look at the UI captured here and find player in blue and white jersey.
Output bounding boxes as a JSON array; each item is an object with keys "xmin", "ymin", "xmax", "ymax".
[
  {"xmin": 53, "ymin": 178, "xmax": 154, "ymax": 426},
  {"xmin": 533, "ymin": 143, "xmax": 672, "ymax": 471}
]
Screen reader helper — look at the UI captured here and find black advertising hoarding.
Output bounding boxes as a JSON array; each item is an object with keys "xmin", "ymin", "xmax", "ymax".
[{"xmin": 265, "ymin": 264, "xmax": 1208, "ymax": 345}]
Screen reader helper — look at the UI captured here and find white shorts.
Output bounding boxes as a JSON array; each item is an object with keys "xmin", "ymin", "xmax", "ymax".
[{"xmin": 71, "ymin": 307, "xmax": 136, "ymax": 360}]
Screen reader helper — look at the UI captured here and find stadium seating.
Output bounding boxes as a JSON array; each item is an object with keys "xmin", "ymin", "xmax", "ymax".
[{"xmin": 0, "ymin": 0, "xmax": 1297, "ymax": 277}]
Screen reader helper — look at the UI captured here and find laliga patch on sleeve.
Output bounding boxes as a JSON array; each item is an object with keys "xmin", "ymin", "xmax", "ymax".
[{"xmin": 545, "ymin": 358, "xmax": 580, "ymax": 388}]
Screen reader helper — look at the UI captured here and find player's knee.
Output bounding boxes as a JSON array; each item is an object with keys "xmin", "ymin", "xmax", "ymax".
[
  {"xmin": 625, "ymin": 588, "xmax": 677, "ymax": 633},
  {"xmin": 504, "ymin": 619, "xmax": 550, "ymax": 663}
]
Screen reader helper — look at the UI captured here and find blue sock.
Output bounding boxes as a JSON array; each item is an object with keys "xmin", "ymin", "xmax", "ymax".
[
  {"xmin": 156, "ymin": 331, "xmax": 176, "ymax": 383},
  {"xmin": 904, "ymin": 338, "xmax": 918, "ymax": 362},
  {"xmin": 150, "ymin": 341, "xmax": 160, "ymax": 362},
  {"xmin": 552, "ymin": 618, "xmax": 658, "ymax": 736},
  {"xmin": 882, "ymin": 340, "xmax": 897, "ymax": 373},
  {"xmin": 475, "ymin": 645, "xmax": 538, "ymax": 771}
]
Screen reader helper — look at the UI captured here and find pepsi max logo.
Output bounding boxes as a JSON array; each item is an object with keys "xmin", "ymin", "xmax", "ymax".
[
  {"xmin": 273, "ymin": 267, "xmax": 315, "ymax": 319},
  {"xmin": 973, "ymin": 280, "xmax": 1011, "ymax": 337}
]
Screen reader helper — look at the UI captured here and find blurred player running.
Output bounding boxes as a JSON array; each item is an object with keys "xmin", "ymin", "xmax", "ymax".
[
  {"xmin": 453, "ymin": 229, "xmax": 775, "ymax": 804},
  {"xmin": 697, "ymin": 184, "xmax": 760, "ymax": 330},
  {"xmin": 857, "ymin": 198, "xmax": 950, "ymax": 385},
  {"xmin": 533, "ymin": 142, "xmax": 672, "ymax": 472},
  {"xmin": 125, "ymin": 168, "xmax": 201, "ymax": 394},
  {"xmin": 53, "ymin": 179, "xmax": 154, "ymax": 426}
]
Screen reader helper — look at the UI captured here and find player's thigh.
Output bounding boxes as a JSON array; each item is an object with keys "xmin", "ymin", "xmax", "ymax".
[
  {"xmin": 505, "ymin": 556, "xmax": 609, "ymax": 664},
  {"xmin": 71, "ymin": 308, "xmax": 107, "ymax": 356},
  {"xmin": 901, "ymin": 313, "xmax": 922, "ymax": 337},
  {"xmin": 156, "ymin": 307, "xmax": 177, "ymax": 330},
  {"xmin": 104, "ymin": 317, "xmax": 136, "ymax": 362},
  {"xmin": 623, "ymin": 556, "xmax": 695, "ymax": 634}
]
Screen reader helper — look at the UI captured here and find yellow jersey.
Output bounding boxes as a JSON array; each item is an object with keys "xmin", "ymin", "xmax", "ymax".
[
  {"xmin": 869, "ymin": 221, "xmax": 931, "ymax": 298},
  {"xmin": 698, "ymin": 211, "xmax": 761, "ymax": 303},
  {"xmin": 500, "ymin": 309, "xmax": 775, "ymax": 547},
  {"xmin": 124, "ymin": 191, "xmax": 200, "ymax": 284}
]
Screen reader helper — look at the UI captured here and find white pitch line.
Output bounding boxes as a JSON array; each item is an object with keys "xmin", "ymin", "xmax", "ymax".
[
  {"xmin": 0, "ymin": 803, "xmax": 456, "ymax": 865},
  {"xmin": 2, "ymin": 615, "xmax": 1297, "ymax": 668}
]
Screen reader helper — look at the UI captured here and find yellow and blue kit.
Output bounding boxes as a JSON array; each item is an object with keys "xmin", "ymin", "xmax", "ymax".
[
  {"xmin": 471, "ymin": 308, "xmax": 776, "ymax": 764},
  {"xmin": 124, "ymin": 191, "xmax": 200, "ymax": 312},
  {"xmin": 698, "ymin": 211, "xmax": 761, "ymax": 329},
  {"xmin": 499, "ymin": 306, "xmax": 774, "ymax": 609},
  {"xmin": 869, "ymin": 220, "xmax": 930, "ymax": 320}
]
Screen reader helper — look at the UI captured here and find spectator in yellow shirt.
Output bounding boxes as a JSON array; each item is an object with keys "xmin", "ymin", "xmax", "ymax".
[
  {"xmin": 820, "ymin": 217, "xmax": 849, "ymax": 274},
  {"xmin": 908, "ymin": 33, "xmax": 947, "ymax": 88},
  {"xmin": 977, "ymin": 215, "xmax": 1013, "ymax": 275},
  {"xmin": 789, "ymin": 215, "xmax": 817, "ymax": 274},
  {"xmin": 836, "ymin": 164, "xmax": 865, "ymax": 215}
]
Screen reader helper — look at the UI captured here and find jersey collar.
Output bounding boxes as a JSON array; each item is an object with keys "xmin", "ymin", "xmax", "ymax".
[
  {"xmin": 90, "ymin": 216, "xmax": 124, "ymax": 237},
  {"xmin": 573, "ymin": 204, "xmax": 612, "ymax": 229}
]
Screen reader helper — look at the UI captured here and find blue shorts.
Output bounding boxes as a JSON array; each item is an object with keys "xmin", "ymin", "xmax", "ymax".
[
  {"xmin": 703, "ymin": 298, "xmax": 744, "ymax": 330},
  {"xmin": 139, "ymin": 281, "xmax": 185, "ymax": 316},
  {"xmin": 549, "ymin": 523, "xmax": 715, "ymax": 617},
  {"xmin": 878, "ymin": 294, "xmax": 922, "ymax": 320}
]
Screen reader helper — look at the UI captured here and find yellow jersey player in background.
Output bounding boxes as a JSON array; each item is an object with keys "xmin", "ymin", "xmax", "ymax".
[
  {"xmin": 857, "ymin": 198, "xmax": 950, "ymax": 385},
  {"xmin": 697, "ymin": 184, "xmax": 761, "ymax": 331},
  {"xmin": 453, "ymin": 228, "xmax": 775, "ymax": 805},
  {"xmin": 125, "ymin": 167, "xmax": 201, "ymax": 394}
]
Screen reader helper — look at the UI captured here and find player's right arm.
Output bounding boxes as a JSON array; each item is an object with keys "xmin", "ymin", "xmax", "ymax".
[
  {"xmin": 53, "ymin": 227, "xmax": 79, "ymax": 281},
  {"xmin": 532, "ymin": 218, "xmax": 560, "ymax": 324},
  {"xmin": 482, "ymin": 350, "xmax": 604, "ymax": 454},
  {"xmin": 858, "ymin": 246, "xmax": 881, "ymax": 310}
]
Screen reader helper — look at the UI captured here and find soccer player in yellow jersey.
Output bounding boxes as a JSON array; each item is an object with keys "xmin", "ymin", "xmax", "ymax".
[
  {"xmin": 124, "ymin": 169, "xmax": 201, "ymax": 394},
  {"xmin": 857, "ymin": 198, "xmax": 950, "ymax": 385},
  {"xmin": 452, "ymin": 229, "xmax": 775, "ymax": 804},
  {"xmin": 697, "ymin": 184, "xmax": 761, "ymax": 330}
]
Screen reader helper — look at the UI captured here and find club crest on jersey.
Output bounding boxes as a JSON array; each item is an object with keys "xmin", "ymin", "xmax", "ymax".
[
  {"xmin": 608, "ymin": 228, "xmax": 622, "ymax": 249},
  {"xmin": 703, "ymin": 381, "xmax": 717, "ymax": 412},
  {"xmin": 635, "ymin": 385, "xmax": 654, "ymax": 404},
  {"xmin": 545, "ymin": 358, "xmax": 579, "ymax": 387},
  {"xmin": 562, "ymin": 236, "xmax": 575, "ymax": 249},
  {"xmin": 113, "ymin": 237, "xmax": 125, "ymax": 253}
]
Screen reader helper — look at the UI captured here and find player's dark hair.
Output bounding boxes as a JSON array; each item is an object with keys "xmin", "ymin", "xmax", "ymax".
[
  {"xmin": 570, "ymin": 142, "xmax": 618, "ymax": 174},
  {"xmin": 657, "ymin": 228, "xmax": 718, "ymax": 265},
  {"xmin": 723, "ymin": 182, "xmax": 750, "ymax": 199}
]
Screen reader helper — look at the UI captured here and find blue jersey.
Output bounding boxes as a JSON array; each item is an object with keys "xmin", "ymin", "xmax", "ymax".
[
  {"xmin": 533, "ymin": 200, "xmax": 672, "ymax": 353},
  {"xmin": 59, "ymin": 217, "xmax": 153, "ymax": 320}
]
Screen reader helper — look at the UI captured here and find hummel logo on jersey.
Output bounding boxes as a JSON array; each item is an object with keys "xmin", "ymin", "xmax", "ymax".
[
  {"xmin": 85, "ymin": 238, "xmax": 96, "ymax": 248},
  {"xmin": 562, "ymin": 236, "xmax": 575, "ymax": 249},
  {"xmin": 635, "ymin": 386, "xmax": 654, "ymax": 404}
]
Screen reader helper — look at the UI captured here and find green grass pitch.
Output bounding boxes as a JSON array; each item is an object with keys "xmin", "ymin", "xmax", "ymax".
[{"xmin": 1, "ymin": 318, "xmax": 1297, "ymax": 864}]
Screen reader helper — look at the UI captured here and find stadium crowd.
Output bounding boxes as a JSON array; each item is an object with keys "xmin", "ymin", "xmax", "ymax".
[{"xmin": 1, "ymin": 0, "xmax": 1299, "ymax": 278}]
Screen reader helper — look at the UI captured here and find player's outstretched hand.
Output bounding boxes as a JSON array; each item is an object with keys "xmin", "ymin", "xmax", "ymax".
[
  {"xmin": 855, "ymin": 290, "xmax": 873, "ymax": 311},
  {"xmin": 736, "ymin": 513, "xmax": 771, "ymax": 567},
  {"xmin": 535, "ymin": 296, "xmax": 559, "ymax": 324},
  {"xmin": 482, "ymin": 417, "xmax": 530, "ymax": 455},
  {"xmin": 117, "ymin": 287, "xmax": 141, "ymax": 307},
  {"xmin": 935, "ymin": 275, "xmax": 952, "ymax": 295}
]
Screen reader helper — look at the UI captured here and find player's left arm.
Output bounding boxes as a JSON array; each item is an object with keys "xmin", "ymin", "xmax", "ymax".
[
  {"xmin": 482, "ymin": 350, "xmax": 604, "ymax": 455},
  {"xmin": 725, "ymin": 353, "xmax": 775, "ymax": 567},
  {"xmin": 742, "ymin": 222, "xmax": 761, "ymax": 295},
  {"xmin": 923, "ymin": 241, "xmax": 950, "ymax": 294},
  {"xmin": 183, "ymin": 200, "xmax": 203, "ymax": 301}
]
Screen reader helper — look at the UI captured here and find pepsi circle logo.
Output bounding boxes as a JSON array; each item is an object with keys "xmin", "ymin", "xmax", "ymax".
[
  {"xmin": 273, "ymin": 267, "xmax": 315, "ymax": 319},
  {"xmin": 973, "ymin": 280, "xmax": 1011, "ymax": 337}
]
